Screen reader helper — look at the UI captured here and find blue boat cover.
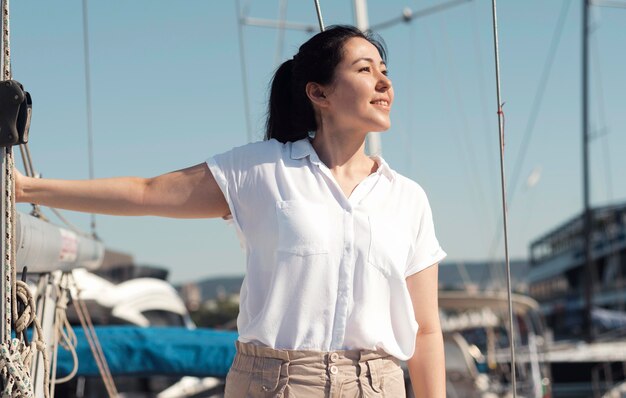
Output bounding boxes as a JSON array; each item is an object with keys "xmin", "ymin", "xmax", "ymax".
[{"xmin": 56, "ymin": 326, "xmax": 238, "ymax": 378}]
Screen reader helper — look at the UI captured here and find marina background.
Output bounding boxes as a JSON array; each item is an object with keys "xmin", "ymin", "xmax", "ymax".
[{"xmin": 9, "ymin": 0, "xmax": 626, "ymax": 283}]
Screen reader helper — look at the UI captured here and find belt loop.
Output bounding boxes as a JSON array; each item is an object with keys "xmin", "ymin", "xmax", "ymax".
[{"xmin": 366, "ymin": 358, "xmax": 383, "ymax": 393}]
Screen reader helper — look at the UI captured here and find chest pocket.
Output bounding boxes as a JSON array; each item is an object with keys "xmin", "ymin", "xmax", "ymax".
[
  {"xmin": 368, "ymin": 213, "xmax": 411, "ymax": 279},
  {"xmin": 275, "ymin": 200, "xmax": 329, "ymax": 256}
]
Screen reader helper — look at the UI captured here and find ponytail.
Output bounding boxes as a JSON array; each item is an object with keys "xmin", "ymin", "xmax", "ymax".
[
  {"xmin": 265, "ymin": 59, "xmax": 314, "ymax": 143},
  {"xmin": 264, "ymin": 25, "xmax": 387, "ymax": 143}
]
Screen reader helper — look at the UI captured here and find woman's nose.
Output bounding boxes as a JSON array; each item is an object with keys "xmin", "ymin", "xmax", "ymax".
[{"xmin": 376, "ymin": 74, "xmax": 392, "ymax": 92}]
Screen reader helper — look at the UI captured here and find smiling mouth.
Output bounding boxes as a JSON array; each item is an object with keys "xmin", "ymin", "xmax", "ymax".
[
  {"xmin": 370, "ymin": 100, "xmax": 389, "ymax": 107},
  {"xmin": 370, "ymin": 100, "xmax": 391, "ymax": 111}
]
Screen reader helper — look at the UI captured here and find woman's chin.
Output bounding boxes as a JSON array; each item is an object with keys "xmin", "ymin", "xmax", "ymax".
[{"xmin": 372, "ymin": 121, "xmax": 391, "ymax": 133}]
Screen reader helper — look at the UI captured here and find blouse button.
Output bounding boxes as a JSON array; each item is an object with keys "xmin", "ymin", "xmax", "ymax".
[
  {"xmin": 330, "ymin": 352, "xmax": 339, "ymax": 362},
  {"xmin": 329, "ymin": 365, "xmax": 339, "ymax": 375}
]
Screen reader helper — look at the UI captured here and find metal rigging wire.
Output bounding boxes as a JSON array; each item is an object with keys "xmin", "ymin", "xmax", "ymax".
[
  {"xmin": 590, "ymin": 31, "xmax": 614, "ymax": 202},
  {"xmin": 483, "ymin": 0, "xmax": 572, "ymax": 276},
  {"xmin": 469, "ymin": 0, "xmax": 499, "ymax": 213},
  {"xmin": 437, "ymin": 16, "xmax": 493, "ymax": 227},
  {"xmin": 234, "ymin": 0, "xmax": 254, "ymax": 143},
  {"xmin": 508, "ymin": 0, "xmax": 572, "ymax": 210},
  {"xmin": 313, "ymin": 0, "xmax": 325, "ymax": 31},
  {"xmin": 275, "ymin": 0, "xmax": 289, "ymax": 66},
  {"xmin": 82, "ymin": 0, "xmax": 97, "ymax": 237},
  {"xmin": 489, "ymin": 0, "xmax": 517, "ymax": 395},
  {"xmin": 415, "ymin": 16, "xmax": 493, "ymax": 246}
]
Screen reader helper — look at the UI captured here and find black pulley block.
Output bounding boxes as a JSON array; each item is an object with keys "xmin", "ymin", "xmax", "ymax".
[{"xmin": 0, "ymin": 80, "xmax": 32, "ymax": 147}]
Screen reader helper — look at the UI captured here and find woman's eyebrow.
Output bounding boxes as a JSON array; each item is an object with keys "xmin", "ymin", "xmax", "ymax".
[{"xmin": 351, "ymin": 57, "xmax": 386, "ymax": 66}]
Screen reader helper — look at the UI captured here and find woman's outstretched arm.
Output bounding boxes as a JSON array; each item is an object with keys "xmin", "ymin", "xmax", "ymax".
[
  {"xmin": 16, "ymin": 163, "xmax": 230, "ymax": 219},
  {"xmin": 406, "ymin": 263, "xmax": 446, "ymax": 397}
]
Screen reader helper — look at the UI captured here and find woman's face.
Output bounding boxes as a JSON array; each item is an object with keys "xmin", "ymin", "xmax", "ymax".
[{"xmin": 322, "ymin": 37, "xmax": 394, "ymax": 134}]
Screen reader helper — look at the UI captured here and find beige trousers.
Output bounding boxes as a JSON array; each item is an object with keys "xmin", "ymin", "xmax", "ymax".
[{"xmin": 224, "ymin": 341, "xmax": 406, "ymax": 397}]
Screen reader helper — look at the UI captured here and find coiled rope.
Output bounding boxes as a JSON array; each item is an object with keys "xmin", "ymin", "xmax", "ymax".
[{"xmin": 0, "ymin": 278, "xmax": 50, "ymax": 398}]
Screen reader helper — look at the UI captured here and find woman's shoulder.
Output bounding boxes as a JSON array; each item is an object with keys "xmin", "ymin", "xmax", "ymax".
[
  {"xmin": 381, "ymin": 162, "xmax": 428, "ymax": 200},
  {"xmin": 214, "ymin": 138, "xmax": 291, "ymax": 163},
  {"xmin": 397, "ymin": 177, "xmax": 430, "ymax": 208},
  {"xmin": 228, "ymin": 138, "xmax": 286, "ymax": 154}
]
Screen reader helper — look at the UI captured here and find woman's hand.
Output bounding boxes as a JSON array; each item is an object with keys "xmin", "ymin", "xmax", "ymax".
[{"xmin": 14, "ymin": 167, "xmax": 26, "ymax": 203}]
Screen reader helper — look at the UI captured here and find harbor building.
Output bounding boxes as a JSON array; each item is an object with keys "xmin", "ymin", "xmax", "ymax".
[{"xmin": 528, "ymin": 202, "xmax": 626, "ymax": 341}]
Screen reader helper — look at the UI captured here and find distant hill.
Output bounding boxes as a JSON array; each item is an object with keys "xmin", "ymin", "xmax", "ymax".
[
  {"xmin": 439, "ymin": 260, "xmax": 529, "ymax": 291},
  {"xmin": 176, "ymin": 276, "xmax": 244, "ymax": 302}
]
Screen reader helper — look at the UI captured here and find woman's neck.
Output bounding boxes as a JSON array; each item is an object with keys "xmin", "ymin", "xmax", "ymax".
[{"xmin": 310, "ymin": 127, "xmax": 377, "ymax": 177}]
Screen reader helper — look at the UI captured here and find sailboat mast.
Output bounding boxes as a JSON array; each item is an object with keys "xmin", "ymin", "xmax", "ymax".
[{"xmin": 581, "ymin": 0, "xmax": 595, "ymax": 343}]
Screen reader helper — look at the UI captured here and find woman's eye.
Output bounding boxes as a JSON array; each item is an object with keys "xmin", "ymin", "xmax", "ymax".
[
  {"xmin": 382, "ymin": 70, "xmax": 389, "ymax": 76},
  {"xmin": 359, "ymin": 66, "xmax": 371, "ymax": 73}
]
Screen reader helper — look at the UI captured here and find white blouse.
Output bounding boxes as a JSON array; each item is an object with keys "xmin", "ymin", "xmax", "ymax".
[{"xmin": 207, "ymin": 138, "xmax": 446, "ymax": 360}]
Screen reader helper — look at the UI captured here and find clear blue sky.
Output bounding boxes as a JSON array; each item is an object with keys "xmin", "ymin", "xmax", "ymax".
[{"xmin": 11, "ymin": 1, "xmax": 626, "ymax": 283}]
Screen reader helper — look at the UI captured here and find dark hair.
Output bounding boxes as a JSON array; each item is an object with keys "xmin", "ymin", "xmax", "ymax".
[{"xmin": 265, "ymin": 25, "xmax": 387, "ymax": 143}]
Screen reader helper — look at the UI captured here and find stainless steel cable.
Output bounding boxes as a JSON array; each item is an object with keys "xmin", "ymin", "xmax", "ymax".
[
  {"xmin": 234, "ymin": 0, "xmax": 254, "ymax": 142},
  {"xmin": 82, "ymin": 0, "xmax": 97, "ymax": 237},
  {"xmin": 485, "ymin": 0, "xmax": 572, "ymax": 278},
  {"xmin": 313, "ymin": 0, "xmax": 325, "ymax": 32},
  {"xmin": 274, "ymin": 0, "xmax": 289, "ymax": 66},
  {"xmin": 489, "ymin": 0, "xmax": 517, "ymax": 395},
  {"xmin": 18, "ymin": 145, "xmax": 32, "ymax": 177}
]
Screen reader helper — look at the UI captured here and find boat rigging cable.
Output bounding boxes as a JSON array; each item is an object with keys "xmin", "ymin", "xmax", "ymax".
[
  {"xmin": 483, "ymin": 0, "xmax": 572, "ymax": 271},
  {"xmin": 81, "ymin": 0, "xmax": 97, "ymax": 237},
  {"xmin": 274, "ymin": 0, "xmax": 289, "ymax": 66},
  {"xmin": 489, "ymin": 0, "xmax": 517, "ymax": 395},
  {"xmin": 589, "ymin": 30, "xmax": 614, "ymax": 203},
  {"xmin": 313, "ymin": 0, "xmax": 325, "ymax": 31},
  {"xmin": 234, "ymin": 0, "xmax": 253, "ymax": 142}
]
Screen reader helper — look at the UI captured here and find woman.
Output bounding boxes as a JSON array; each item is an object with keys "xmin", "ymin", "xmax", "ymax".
[{"xmin": 16, "ymin": 25, "xmax": 446, "ymax": 397}]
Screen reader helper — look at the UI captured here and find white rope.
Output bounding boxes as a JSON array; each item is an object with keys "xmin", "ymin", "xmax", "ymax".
[
  {"xmin": 2, "ymin": 0, "xmax": 10, "ymax": 82},
  {"xmin": 1, "ymin": 0, "xmax": 14, "ymax": 346},
  {"xmin": 0, "ymin": 2, "xmax": 49, "ymax": 396},
  {"xmin": 13, "ymin": 280, "xmax": 49, "ymax": 398},
  {"xmin": 70, "ymin": 274, "xmax": 118, "ymax": 397},
  {"xmin": 0, "ymin": 279, "xmax": 50, "ymax": 398},
  {"xmin": 0, "ymin": 1, "xmax": 40, "ymax": 396},
  {"xmin": 0, "ymin": 339, "xmax": 32, "ymax": 397},
  {"xmin": 2, "ymin": 153, "xmax": 13, "ymax": 340},
  {"xmin": 489, "ymin": 0, "xmax": 517, "ymax": 396},
  {"xmin": 74, "ymin": 297, "xmax": 117, "ymax": 397},
  {"xmin": 52, "ymin": 276, "xmax": 78, "ymax": 385}
]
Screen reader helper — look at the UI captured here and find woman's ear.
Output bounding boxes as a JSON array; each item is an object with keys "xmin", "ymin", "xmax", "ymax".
[{"xmin": 305, "ymin": 82, "xmax": 329, "ymax": 108}]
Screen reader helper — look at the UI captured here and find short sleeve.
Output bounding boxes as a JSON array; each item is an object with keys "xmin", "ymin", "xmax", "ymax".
[
  {"xmin": 206, "ymin": 148, "xmax": 243, "ymax": 231},
  {"xmin": 404, "ymin": 192, "xmax": 446, "ymax": 277},
  {"xmin": 205, "ymin": 140, "xmax": 282, "ymax": 239}
]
